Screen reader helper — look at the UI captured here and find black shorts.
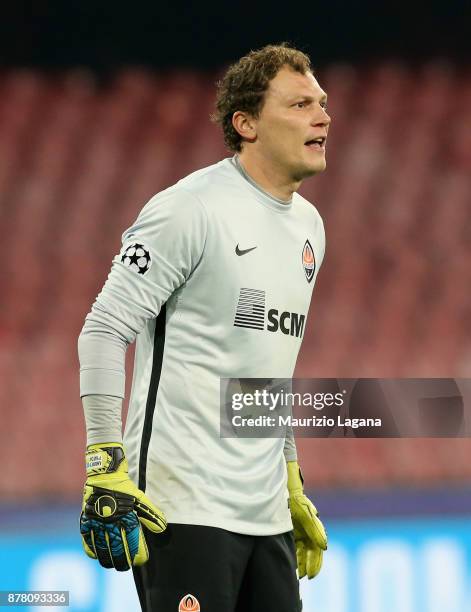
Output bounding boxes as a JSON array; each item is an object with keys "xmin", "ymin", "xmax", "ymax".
[{"xmin": 133, "ymin": 523, "xmax": 302, "ymax": 612}]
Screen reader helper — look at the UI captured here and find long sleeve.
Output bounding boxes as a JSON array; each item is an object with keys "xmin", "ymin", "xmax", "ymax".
[
  {"xmin": 78, "ymin": 187, "xmax": 208, "ymax": 399},
  {"xmin": 283, "ymin": 425, "xmax": 298, "ymax": 462},
  {"xmin": 82, "ymin": 394, "xmax": 123, "ymax": 446}
]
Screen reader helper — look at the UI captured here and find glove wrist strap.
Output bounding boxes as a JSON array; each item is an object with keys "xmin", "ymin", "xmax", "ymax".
[
  {"xmin": 85, "ymin": 444, "xmax": 126, "ymax": 476},
  {"xmin": 287, "ymin": 460, "xmax": 304, "ymax": 495}
]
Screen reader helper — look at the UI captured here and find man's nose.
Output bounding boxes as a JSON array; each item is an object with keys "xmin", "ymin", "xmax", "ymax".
[{"xmin": 312, "ymin": 106, "xmax": 331, "ymax": 127}]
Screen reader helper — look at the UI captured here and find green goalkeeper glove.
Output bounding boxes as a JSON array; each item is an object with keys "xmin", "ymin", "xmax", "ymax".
[
  {"xmin": 80, "ymin": 443, "xmax": 167, "ymax": 571},
  {"xmin": 287, "ymin": 461, "xmax": 327, "ymax": 579}
]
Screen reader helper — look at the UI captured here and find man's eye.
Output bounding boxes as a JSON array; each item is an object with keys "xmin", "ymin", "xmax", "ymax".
[
  {"xmin": 320, "ymin": 102, "xmax": 328, "ymax": 110},
  {"xmin": 295, "ymin": 102, "xmax": 306, "ymax": 108}
]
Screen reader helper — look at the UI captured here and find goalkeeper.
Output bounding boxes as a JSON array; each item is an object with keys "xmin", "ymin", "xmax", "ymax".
[{"xmin": 79, "ymin": 42, "xmax": 329, "ymax": 612}]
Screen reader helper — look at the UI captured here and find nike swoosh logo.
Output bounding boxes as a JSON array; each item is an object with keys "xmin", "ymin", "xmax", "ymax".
[{"xmin": 235, "ymin": 244, "xmax": 257, "ymax": 256}]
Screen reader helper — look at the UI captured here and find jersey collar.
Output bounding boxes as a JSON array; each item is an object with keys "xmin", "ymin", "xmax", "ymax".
[{"xmin": 231, "ymin": 156, "xmax": 293, "ymax": 213}]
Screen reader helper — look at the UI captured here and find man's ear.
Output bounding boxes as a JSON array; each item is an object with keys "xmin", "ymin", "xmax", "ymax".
[{"xmin": 232, "ymin": 111, "xmax": 257, "ymax": 144}]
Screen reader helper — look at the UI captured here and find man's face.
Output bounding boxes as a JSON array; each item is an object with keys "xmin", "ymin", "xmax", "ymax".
[{"xmin": 252, "ymin": 67, "xmax": 330, "ymax": 180}]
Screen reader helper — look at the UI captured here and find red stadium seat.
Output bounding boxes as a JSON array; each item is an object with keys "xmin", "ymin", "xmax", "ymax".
[{"xmin": 1, "ymin": 63, "xmax": 470, "ymax": 498}]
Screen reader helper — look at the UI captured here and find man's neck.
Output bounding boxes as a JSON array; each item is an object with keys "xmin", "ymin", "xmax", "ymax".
[{"xmin": 237, "ymin": 150, "xmax": 300, "ymax": 202}]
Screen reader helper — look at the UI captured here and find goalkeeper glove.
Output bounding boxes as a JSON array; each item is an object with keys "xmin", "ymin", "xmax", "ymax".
[
  {"xmin": 287, "ymin": 460, "xmax": 327, "ymax": 579},
  {"xmin": 80, "ymin": 442, "xmax": 167, "ymax": 571}
]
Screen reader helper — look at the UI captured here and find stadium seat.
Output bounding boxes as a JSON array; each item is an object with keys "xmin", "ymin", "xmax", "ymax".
[{"xmin": 1, "ymin": 63, "xmax": 470, "ymax": 497}]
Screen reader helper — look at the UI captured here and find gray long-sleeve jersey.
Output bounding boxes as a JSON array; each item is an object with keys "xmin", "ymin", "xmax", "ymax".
[{"xmin": 78, "ymin": 156, "xmax": 325, "ymax": 535}]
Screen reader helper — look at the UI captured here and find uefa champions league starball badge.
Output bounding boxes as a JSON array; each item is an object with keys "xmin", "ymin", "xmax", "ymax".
[{"xmin": 120, "ymin": 243, "xmax": 152, "ymax": 275}]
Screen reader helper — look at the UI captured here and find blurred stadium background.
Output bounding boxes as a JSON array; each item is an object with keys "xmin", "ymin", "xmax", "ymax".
[{"xmin": 0, "ymin": 2, "xmax": 470, "ymax": 610}]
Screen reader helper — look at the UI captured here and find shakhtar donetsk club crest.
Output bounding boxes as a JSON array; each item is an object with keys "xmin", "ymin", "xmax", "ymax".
[
  {"xmin": 178, "ymin": 594, "xmax": 200, "ymax": 611},
  {"xmin": 302, "ymin": 239, "xmax": 315, "ymax": 283}
]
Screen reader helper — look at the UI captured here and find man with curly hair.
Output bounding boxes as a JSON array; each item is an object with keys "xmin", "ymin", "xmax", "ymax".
[{"xmin": 78, "ymin": 42, "xmax": 330, "ymax": 611}]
